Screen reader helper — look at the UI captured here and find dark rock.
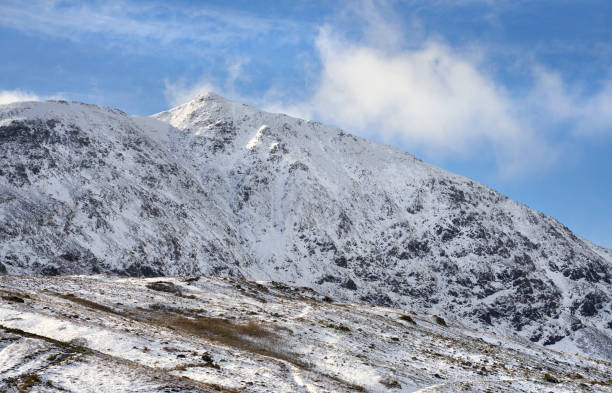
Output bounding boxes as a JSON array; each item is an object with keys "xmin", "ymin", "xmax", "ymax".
[
  {"xmin": 360, "ymin": 293, "xmax": 393, "ymax": 307},
  {"xmin": 41, "ymin": 265, "xmax": 60, "ymax": 276},
  {"xmin": 60, "ymin": 252, "xmax": 80, "ymax": 262},
  {"xmin": 543, "ymin": 335, "xmax": 565, "ymax": 346},
  {"xmin": 476, "ymin": 307, "xmax": 502, "ymax": 326},
  {"xmin": 124, "ymin": 264, "xmax": 163, "ymax": 278},
  {"xmin": 342, "ymin": 279, "xmax": 357, "ymax": 291},
  {"xmin": 146, "ymin": 281, "xmax": 182, "ymax": 295},
  {"xmin": 2, "ymin": 295, "xmax": 24, "ymax": 303},
  {"xmin": 316, "ymin": 275, "xmax": 340, "ymax": 285},
  {"xmin": 334, "ymin": 256, "xmax": 348, "ymax": 268},
  {"xmin": 578, "ymin": 291, "xmax": 608, "ymax": 317}
]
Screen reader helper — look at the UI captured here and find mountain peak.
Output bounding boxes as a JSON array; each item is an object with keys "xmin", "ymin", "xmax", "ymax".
[
  {"xmin": 155, "ymin": 91, "xmax": 239, "ymax": 122},
  {"xmin": 193, "ymin": 91, "xmax": 228, "ymax": 102},
  {"xmin": 154, "ymin": 91, "xmax": 262, "ymax": 133}
]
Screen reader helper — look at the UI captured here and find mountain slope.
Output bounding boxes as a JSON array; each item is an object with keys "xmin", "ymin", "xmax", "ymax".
[
  {"xmin": 2, "ymin": 274, "xmax": 611, "ymax": 392},
  {"xmin": 153, "ymin": 94, "xmax": 612, "ymax": 360},
  {"xmin": 1, "ymin": 95, "xmax": 611, "ymax": 361},
  {"xmin": 0, "ymin": 100, "xmax": 252, "ymax": 277}
]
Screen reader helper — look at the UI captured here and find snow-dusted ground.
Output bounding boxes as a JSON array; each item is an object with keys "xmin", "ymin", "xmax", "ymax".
[{"xmin": 1, "ymin": 275, "xmax": 610, "ymax": 392}]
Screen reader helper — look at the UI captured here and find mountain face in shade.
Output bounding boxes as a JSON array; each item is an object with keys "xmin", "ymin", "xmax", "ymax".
[{"xmin": 1, "ymin": 94, "xmax": 611, "ymax": 361}]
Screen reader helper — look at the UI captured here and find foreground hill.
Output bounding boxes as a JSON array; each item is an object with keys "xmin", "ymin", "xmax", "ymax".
[
  {"xmin": 1, "ymin": 275, "xmax": 611, "ymax": 392},
  {"xmin": 0, "ymin": 95, "xmax": 611, "ymax": 361}
]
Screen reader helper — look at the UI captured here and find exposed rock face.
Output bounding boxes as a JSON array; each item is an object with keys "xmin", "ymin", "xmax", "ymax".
[{"xmin": 1, "ymin": 94, "xmax": 611, "ymax": 360}]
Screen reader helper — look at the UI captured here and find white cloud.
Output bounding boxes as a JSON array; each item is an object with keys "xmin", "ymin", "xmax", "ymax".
[
  {"xmin": 312, "ymin": 30, "xmax": 522, "ymax": 150},
  {"xmin": 529, "ymin": 68, "xmax": 612, "ymax": 134},
  {"xmin": 163, "ymin": 79, "xmax": 219, "ymax": 108},
  {"xmin": 584, "ymin": 83, "xmax": 612, "ymax": 132},
  {"xmin": 163, "ymin": 58, "xmax": 251, "ymax": 107},
  {"xmin": 268, "ymin": 27, "xmax": 556, "ymax": 177},
  {"xmin": 0, "ymin": 90, "xmax": 41, "ymax": 105},
  {"xmin": 226, "ymin": 59, "xmax": 250, "ymax": 93}
]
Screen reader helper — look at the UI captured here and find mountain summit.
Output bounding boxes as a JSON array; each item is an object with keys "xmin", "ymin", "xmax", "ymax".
[{"xmin": 1, "ymin": 95, "xmax": 611, "ymax": 360}]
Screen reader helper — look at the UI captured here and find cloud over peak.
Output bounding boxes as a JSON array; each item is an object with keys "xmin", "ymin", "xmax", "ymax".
[
  {"xmin": 0, "ymin": 90, "xmax": 41, "ymax": 105},
  {"xmin": 268, "ymin": 27, "xmax": 555, "ymax": 177}
]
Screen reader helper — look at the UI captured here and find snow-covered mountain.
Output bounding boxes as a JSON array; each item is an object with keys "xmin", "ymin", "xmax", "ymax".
[{"xmin": 1, "ymin": 94, "xmax": 611, "ymax": 361}]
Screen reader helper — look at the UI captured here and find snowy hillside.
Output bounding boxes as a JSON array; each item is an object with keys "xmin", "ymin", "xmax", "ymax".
[
  {"xmin": 0, "ymin": 100, "xmax": 253, "ymax": 277},
  {"xmin": 1, "ymin": 275, "xmax": 611, "ymax": 392},
  {"xmin": 1, "ymin": 95, "xmax": 611, "ymax": 362}
]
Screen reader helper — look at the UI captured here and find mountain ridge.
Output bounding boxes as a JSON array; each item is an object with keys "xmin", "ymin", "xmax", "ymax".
[{"xmin": 1, "ymin": 95, "xmax": 611, "ymax": 361}]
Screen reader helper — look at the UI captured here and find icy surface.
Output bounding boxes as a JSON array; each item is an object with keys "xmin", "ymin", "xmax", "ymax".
[{"xmin": 1, "ymin": 95, "xmax": 611, "ymax": 362}]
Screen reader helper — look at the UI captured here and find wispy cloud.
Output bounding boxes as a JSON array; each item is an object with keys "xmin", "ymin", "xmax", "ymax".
[
  {"xmin": 529, "ymin": 68, "xmax": 612, "ymax": 135},
  {"xmin": 0, "ymin": 89, "xmax": 41, "ymax": 105},
  {"xmin": 163, "ymin": 79, "xmax": 219, "ymax": 108},
  {"xmin": 163, "ymin": 57, "xmax": 251, "ymax": 107},
  {"xmin": 0, "ymin": 0, "xmax": 303, "ymax": 55},
  {"xmin": 0, "ymin": 89, "xmax": 66, "ymax": 105}
]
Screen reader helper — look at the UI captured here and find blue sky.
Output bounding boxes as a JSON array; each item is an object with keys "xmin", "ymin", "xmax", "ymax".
[{"xmin": 1, "ymin": 0, "xmax": 611, "ymax": 247}]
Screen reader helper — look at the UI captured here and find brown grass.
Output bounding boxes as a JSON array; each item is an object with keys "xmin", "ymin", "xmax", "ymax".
[
  {"xmin": 171, "ymin": 317, "xmax": 269, "ymax": 339},
  {"xmin": 0, "ymin": 289, "xmax": 30, "ymax": 303},
  {"xmin": 163, "ymin": 314, "xmax": 367, "ymax": 391},
  {"xmin": 51, "ymin": 291, "xmax": 305, "ymax": 368},
  {"xmin": 55, "ymin": 293, "xmax": 123, "ymax": 316},
  {"xmin": 16, "ymin": 373, "xmax": 42, "ymax": 393},
  {"xmin": 400, "ymin": 314, "xmax": 417, "ymax": 325},
  {"xmin": 434, "ymin": 315, "xmax": 447, "ymax": 327},
  {"xmin": 167, "ymin": 316, "xmax": 306, "ymax": 366}
]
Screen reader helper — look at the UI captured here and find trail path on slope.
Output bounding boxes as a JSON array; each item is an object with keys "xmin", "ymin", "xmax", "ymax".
[{"xmin": 285, "ymin": 362, "xmax": 318, "ymax": 393}]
